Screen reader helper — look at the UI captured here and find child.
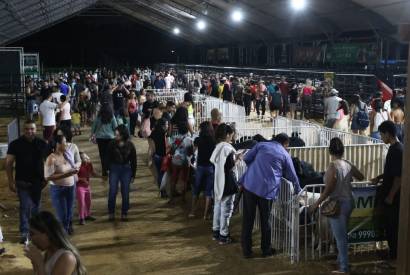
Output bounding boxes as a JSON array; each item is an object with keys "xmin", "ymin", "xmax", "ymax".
[
  {"xmin": 71, "ymin": 107, "xmax": 81, "ymax": 135},
  {"xmin": 76, "ymin": 152, "xmax": 98, "ymax": 225}
]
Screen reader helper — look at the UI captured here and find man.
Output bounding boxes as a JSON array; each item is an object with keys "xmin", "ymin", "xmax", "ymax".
[
  {"xmin": 6, "ymin": 120, "xmax": 48, "ymax": 243},
  {"xmin": 39, "ymin": 92, "xmax": 58, "ymax": 142},
  {"xmin": 371, "ymin": 121, "xmax": 403, "ymax": 260},
  {"xmin": 255, "ymin": 81, "xmax": 267, "ymax": 118},
  {"xmin": 59, "ymin": 78, "xmax": 71, "ymax": 96},
  {"xmin": 112, "ymin": 81, "xmax": 130, "ymax": 116},
  {"xmin": 323, "ymin": 88, "xmax": 342, "ymax": 128},
  {"xmin": 154, "ymin": 75, "xmax": 166, "ymax": 90},
  {"xmin": 164, "ymin": 72, "xmax": 175, "ymax": 90},
  {"xmin": 240, "ymin": 133, "xmax": 301, "ymax": 258}
]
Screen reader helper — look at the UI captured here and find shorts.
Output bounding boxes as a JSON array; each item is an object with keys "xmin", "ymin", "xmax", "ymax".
[
  {"xmin": 289, "ymin": 103, "xmax": 297, "ymax": 110},
  {"xmin": 171, "ymin": 164, "xmax": 189, "ymax": 183},
  {"xmin": 193, "ymin": 165, "xmax": 214, "ymax": 197},
  {"xmin": 269, "ymin": 101, "xmax": 281, "ymax": 111}
]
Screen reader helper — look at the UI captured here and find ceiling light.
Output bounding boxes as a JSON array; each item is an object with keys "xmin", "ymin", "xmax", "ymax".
[
  {"xmin": 231, "ymin": 10, "xmax": 243, "ymax": 22},
  {"xmin": 173, "ymin": 27, "xmax": 180, "ymax": 35},
  {"xmin": 291, "ymin": 0, "xmax": 307, "ymax": 11},
  {"xmin": 196, "ymin": 20, "xmax": 206, "ymax": 31}
]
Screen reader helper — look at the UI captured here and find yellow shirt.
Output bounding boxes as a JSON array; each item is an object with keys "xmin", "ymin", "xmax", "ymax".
[{"xmin": 72, "ymin": 113, "xmax": 81, "ymax": 125}]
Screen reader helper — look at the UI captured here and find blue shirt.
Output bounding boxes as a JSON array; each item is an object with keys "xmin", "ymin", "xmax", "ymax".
[
  {"xmin": 240, "ymin": 141, "xmax": 301, "ymax": 200},
  {"xmin": 60, "ymin": 83, "xmax": 70, "ymax": 96}
]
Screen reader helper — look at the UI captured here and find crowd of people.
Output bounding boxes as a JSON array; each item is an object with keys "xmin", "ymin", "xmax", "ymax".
[{"xmin": 3, "ymin": 66, "xmax": 406, "ymax": 274}]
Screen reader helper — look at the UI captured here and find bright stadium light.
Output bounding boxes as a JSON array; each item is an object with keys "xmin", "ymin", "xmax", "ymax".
[
  {"xmin": 173, "ymin": 27, "xmax": 180, "ymax": 35},
  {"xmin": 231, "ymin": 9, "xmax": 244, "ymax": 22},
  {"xmin": 291, "ymin": 0, "xmax": 307, "ymax": 11},
  {"xmin": 196, "ymin": 20, "xmax": 206, "ymax": 31}
]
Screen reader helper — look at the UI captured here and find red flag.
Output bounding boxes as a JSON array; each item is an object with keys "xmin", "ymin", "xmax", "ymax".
[{"xmin": 376, "ymin": 79, "xmax": 393, "ymax": 102}]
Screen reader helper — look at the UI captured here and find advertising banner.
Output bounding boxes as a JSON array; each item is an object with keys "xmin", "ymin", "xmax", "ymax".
[{"xmin": 348, "ymin": 186, "xmax": 384, "ymax": 243}]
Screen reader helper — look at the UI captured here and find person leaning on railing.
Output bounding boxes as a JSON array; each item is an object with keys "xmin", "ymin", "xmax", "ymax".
[{"xmin": 309, "ymin": 137, "xmax": 364, "ymax": 274}]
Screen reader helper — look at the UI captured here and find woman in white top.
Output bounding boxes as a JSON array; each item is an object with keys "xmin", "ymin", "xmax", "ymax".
[
  {"xmin": 59, "ymin": 95, "xmax": 72, "ymax": 130},
  {"xmin": 45, "ymin": 135, "xmax": 78, "ymax": 233},
  {"xmin": 370, "ymin": 98, "xmax": 390, "ymax": 140},
  {"xmin": 334, "ymin": 100, "xmax": 350, "ymax": 132},
  {"xmin": 24, "ymin": 211, "xmax": 86, "ymax": 275}
]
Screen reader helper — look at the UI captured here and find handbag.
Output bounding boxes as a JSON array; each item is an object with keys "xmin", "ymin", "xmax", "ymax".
[
  {"xmin": 223, "ymin": 170, "xmax": 239, "ymax": 196},
  {"xmin": 320, "ymin": 198, "xmax": 340, "ymax": 217},
  {"xmin": 161, "ymin": 154, "xmax": 172, "ymax": 172}
]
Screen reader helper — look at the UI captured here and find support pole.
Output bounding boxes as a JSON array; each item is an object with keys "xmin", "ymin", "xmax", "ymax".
[{"xmin": 397, "ymin": 24, "xmax": 410, "ymax": 275}]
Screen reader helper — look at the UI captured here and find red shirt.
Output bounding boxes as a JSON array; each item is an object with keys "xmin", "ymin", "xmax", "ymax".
[
  {"xmin": 77, "ymin": 162, "xmax": 94, "ymax": 186},
  {"xmin": 302, "ymin": 86, "xmax": 314, "ymax": 96},
  {"xmin": 279, "ymin": 82, "xmax": 289, "ymax": 96}
]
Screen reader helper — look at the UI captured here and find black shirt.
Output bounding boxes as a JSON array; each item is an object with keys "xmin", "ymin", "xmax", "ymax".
[
  {"xmin": 194, "ymin": 136, "xmax": 216, "ymax": 166},
  {"xmin": 149, "ymin": 129, "xmax": 166, "ymax": 157},
  {"xmin": 112, "ymin": 89, "xmax": 127, "ymax": 111},
  {"xmin": 99, "ymin": 89, "xmax": 113, "ymax": 108},
  {"xmin": 7, "ymin": 136, "xmax": 48, "ymax": 183},
  {"xmin": 379, "ymin": 142, "xmax": 403, "ymax": 202},
  {"xmin": 289, "ymin": 87, "xmax": 298, "ymax": 103},
  {"xmin": 142, "ymin": 100, "xmax": 159, "ymax": 119},
  {"xmin": 106, "ymin": 140, "xmax": 137, "ymax": 178}
]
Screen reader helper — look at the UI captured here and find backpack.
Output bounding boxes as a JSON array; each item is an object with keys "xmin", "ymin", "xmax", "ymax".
[
  {"xmin": 356, "ymin": 102, "xmax": 370, "ymax": 128},
  {"xmin": 271, "ymin": 91, "xmax": 282, "ymax": 107}
]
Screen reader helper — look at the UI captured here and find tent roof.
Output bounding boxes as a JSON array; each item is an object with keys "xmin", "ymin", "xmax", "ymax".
[{"xmin": 1, "ymin": 0, "xmax": 409, "ymax": 46}]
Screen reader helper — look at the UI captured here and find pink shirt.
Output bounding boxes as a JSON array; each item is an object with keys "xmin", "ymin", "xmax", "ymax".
[{"xmin": 302, "ymin": 86, "xmax": 314, "ymax": 96}]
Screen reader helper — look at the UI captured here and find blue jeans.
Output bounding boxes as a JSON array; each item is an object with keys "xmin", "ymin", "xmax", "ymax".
[
  {"xmin": 329, "ymin": 199, "xmax": 354, "ymax": 273},
  {"xmin": 108, "ymin": 164, "xmax": 132, "ymax": 215},
  {"xmin": 193, "ymin": 165, "xmax": 214, "ymax": 197},
  {"xmin": 17, "ymin": 187, "xmax": 41, "ymax": 237},
  {"xmin": 371, "ymin": 131, "xmax": 381, "ymax": 140},
  {"xmin": 212, "ymin": 194, "xmax": 235, "ymax": 237},
  {"xmin": 49, "ymin": 184, "xmax": 75, "ymax": 232},
  {"xmin": 153, "ymin": 154, "xmax": 164, "ymax": 188}
]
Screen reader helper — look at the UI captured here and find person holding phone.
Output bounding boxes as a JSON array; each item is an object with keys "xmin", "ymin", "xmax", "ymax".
[{"xmin": 44, "ymin": 135, "xmax": 79, "ymax": 234}]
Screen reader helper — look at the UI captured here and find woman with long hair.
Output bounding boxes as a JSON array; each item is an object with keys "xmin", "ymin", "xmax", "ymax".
[
  {"xmin": 91, "ymin": 104, "xmax": 118, "ymax": 176},
  {"xmin": 309, "ymin": 138, "xmax": 364, "ymax": 274},
  {"xmin": 334, "ymin": 100, "xmax": 350, "ymax": 132},
  {"xmin": 128, "ymin": 91, "xmax": 138, "ymax": 137},
  {"xmin": 169, "ymin": 106, "xmax": 194, "ymax": 137},
  {"xmin": 370, "ymin": 98, "xmax": 390, "ymax": 140},
  {"xmin": 24, "ymin": 211, "xmax": 86, "ymax": 275},
  {"xmin": 189, "ymin": 121, "xmax": 216, "ymax": 219},
  {"xmin": 106, "ymin": 125, "xmax": 137, "ymax": 221},
  {"xmin": 210, "ymin": 123, "xmax": 242, "ymax": 244},
  {"xmin": 349, "ymin": 94, "xmax": 368, "ymax": 135},
  {"xmin": 148, "ymin": 118, "xmax": 169, "ymax": 197},
  {"xmin": 44, "ymin": 135, "xmax": 78, "ymax": 234}
]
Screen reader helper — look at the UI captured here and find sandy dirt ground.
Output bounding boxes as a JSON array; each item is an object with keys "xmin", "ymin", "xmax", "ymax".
[{"xmin": 0, "ymin": 130, "xmax": 394, "ymax": 275}]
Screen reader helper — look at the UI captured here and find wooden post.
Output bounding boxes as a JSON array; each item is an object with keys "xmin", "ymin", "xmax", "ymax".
[{"xmin": 397, "ymin": 24, "xmax": 410, "ymax": 275}]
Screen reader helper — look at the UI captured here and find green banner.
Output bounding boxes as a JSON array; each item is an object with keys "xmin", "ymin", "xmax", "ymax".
[
  {"xmin": 326, "ymin": 43, "xmax": 379, "ymax": 64},
  {"xmin": 348, "ymin": 186, "xmax": 384, "ymax": 243}
]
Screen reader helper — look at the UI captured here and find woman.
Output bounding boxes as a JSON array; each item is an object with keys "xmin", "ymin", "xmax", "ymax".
[
  {"xmin": 169, "ymin": 106, "xmax": 193, "ymax": 138},
  {"xmin": 106, "ymin": 125, "xmax": 137, "ymax": 221},
  {"xmin": 334, "ymin": 100, "xmax": 350, "ymax": 132},
  {"xmin": 349, "ymin": 94, "xmax": 368, "ymax": 135},
  {"xmin": 127, "ymin": 92, "xmax": 138, "ymax": 137},
  {"xmin": 301, "ymin": 79, "xmax": 316, "ymax": 120},
  {"xmin": 24, "ymin": 211, "xmax": 86, "ymax": 275},
  {"xmin": 289, "ymin": 83, "xmax": 299, "ymax": 119},
  {"xmin": 169, "ymin": 123, "xmax": 193, "ymax": 203},
  {"xmin": 91, "ymin": 104, "xmax": 118, "ymax": 176},
  {"xmin": 189, "ymin": 122, "xmax": 216, "ymax": 219},
  {"xmin": 45, "ymin": 135, "xmax": 78, "ymax": 233},
  {"xmin": 210, "ymin": 123, "xmax": 242, "ymax": 244},
  {"xmin": 59, "ymin": 95, "xmax": 71, "ymax": 130},
  {"xmin": 369, "ymin": 98, "xmax": 389, "ymax": 140},
  {"xmin": 182, "ymin": 92, "xmax": 196, "ymax": 130},
  {"xmin": 309, "ymin": 138, "xmax": 364, "ymax": 274},
  {"xmin": 148, "ymin": 118, "xmax": 168, "ymax": 197}
]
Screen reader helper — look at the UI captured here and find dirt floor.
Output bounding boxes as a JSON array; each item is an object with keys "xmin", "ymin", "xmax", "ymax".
[{"xmin": 0, "ymin": 129, "xmax": 395, "ymax": 275}]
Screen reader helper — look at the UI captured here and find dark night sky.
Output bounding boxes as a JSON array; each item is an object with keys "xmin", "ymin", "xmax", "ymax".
[{"xmin": 9, "ymin": 14, "xmax": 198, "ymax": 68}]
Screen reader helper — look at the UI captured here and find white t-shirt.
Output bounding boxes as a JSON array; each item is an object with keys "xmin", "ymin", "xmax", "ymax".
[
  {"xmin": 51, "ymin": 92, "xmax": 63, "ymax": 104},
  {"xmin": 39, "ymin": 100, "xmax": 57, "ymax": 126},
  {"xmin": 60, "ymin": 102, "xmax": 71, "ymax": 121},
  {"xmin": 164, "ymin": 75, "xmax": 174, "ymax": 89}
]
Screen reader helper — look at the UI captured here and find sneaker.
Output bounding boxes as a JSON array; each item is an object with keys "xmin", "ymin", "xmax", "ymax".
[
  {"xmin": 85, "ymin": 216, "xmax": 96, "ymax": 221},
  {"xmin": 243, "ymin": 252, "xmax": 253, "ymax": 259},
  {"xmin": 218, "ymin": 235, "xmax": 233, "ymax": 245},
  {"xmin": 79, "ymin": 219, "xmax": 85, "ymax": 225},
  {"xmin": 121, "ymin": 214, "xmax": 128, "ymax": 222},
  {"xmin": 212, "ymin": 230, "xmax": 220, "ymax": 241},
  {"xmin": 68, "ymin": 225, "xmax": 74, "ymax": 235},
  {"xmin": 19, "ymin": 236, "xmax": 28, "ymax": 245}
]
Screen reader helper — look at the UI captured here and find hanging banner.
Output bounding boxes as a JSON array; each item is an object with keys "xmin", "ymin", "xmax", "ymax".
[
  {"xmin": 326, "ymin": 43, "xmax": 379, "ymax": 64},
  {"xmin": 348, "ymin": 186, "xmax": 384, "ymax": 243}
]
